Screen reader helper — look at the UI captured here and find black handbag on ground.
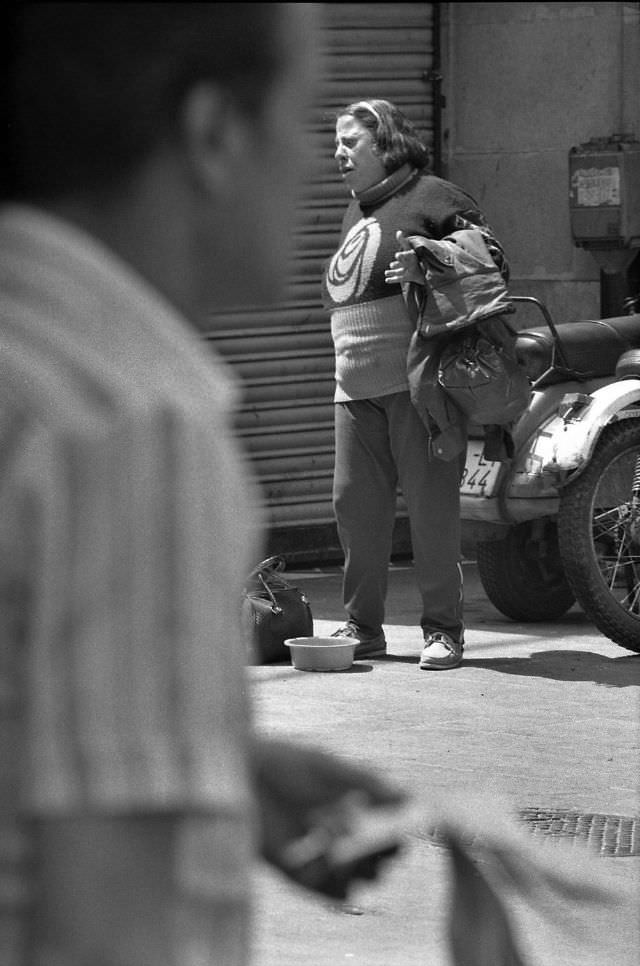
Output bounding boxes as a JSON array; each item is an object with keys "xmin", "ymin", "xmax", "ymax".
[{"xmin": 241, "ymin": 555, "xmax": 313, "ymax": 664}]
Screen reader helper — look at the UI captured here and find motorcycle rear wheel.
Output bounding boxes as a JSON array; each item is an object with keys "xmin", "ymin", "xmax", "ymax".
[
  {"xmin": 476, "ymin": 519, "xmax": 575, "ymax": 621},
  {"xmin": 558, "ymin": 419, "xmax": 640, "ymax": 652}
]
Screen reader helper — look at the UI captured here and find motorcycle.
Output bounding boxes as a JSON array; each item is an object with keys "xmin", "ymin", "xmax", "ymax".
[{"xmin": 460, "ymin": 295, "xmax": 640, "ymax": 652}]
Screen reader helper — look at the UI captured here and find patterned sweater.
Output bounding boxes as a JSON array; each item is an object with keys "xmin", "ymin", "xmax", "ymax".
[{"xmin": 322, "ymin": 164, "xmax": 508, "ymax": 402}]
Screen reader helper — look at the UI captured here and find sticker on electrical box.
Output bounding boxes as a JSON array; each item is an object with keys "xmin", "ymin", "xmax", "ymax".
[{"xmin": 571, "ymin": 166, "xmax": 620, "ymax": 206}]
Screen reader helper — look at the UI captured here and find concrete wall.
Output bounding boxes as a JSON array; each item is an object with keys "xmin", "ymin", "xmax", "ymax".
[{"xmin": 440, "ymin": 2, "xmax": 640, "ymax": 326}]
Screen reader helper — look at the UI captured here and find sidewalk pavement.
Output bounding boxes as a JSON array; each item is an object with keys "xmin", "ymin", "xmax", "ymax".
[{"xmin": 248, "ymin": 560, "xmax": 640, "ymax": 966}]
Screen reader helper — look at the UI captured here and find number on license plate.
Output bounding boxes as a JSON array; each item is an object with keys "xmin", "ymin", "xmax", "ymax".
[{"xmin": 460, "ymin": 443, "xmax": 500, "ymax": 495}]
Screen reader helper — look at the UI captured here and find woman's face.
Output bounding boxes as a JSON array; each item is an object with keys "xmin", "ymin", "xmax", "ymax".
[{"xmin": 334, "ymin": 115, "xmax": 387, "ymax": 195}]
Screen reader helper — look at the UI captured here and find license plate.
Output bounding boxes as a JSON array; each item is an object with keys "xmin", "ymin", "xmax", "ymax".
[{"xmin": 460, "ymin": 441, "xmax": 501, "ymax": 496}]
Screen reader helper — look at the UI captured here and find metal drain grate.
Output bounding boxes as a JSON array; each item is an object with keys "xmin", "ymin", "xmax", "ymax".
[
  {"xmin": 518, "ymin": 808, "xmax": 640, "ymax": 857},
  {"xmin": 414, "ymin": 810, "xmax": 640, "ymax": 857}
]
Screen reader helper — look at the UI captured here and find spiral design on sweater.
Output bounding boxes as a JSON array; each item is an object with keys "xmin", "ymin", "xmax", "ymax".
[{"xmin": 325, "ymin": 217, "xmax": 381, "ymax": 304}]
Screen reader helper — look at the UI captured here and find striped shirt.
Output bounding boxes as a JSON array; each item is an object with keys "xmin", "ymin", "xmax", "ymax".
[{"xmin": 0, "ymin": 205, "xmax": 263, "ymax": 963}]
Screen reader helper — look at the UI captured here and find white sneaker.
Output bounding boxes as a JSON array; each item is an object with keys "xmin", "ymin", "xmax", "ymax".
[{"xmin": 419, "ymin": 632, "xmax": 463, "ymax": 670}]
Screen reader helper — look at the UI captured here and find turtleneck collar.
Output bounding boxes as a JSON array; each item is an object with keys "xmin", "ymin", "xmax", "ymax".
[{"xmin": 353, "ymin": 163, "xmax": 417, "ymax": 207}]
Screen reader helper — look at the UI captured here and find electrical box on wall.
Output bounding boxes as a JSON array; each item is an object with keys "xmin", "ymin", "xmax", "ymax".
[{"xmin": 569, "ymin": 135, "xmax": 640, "ymax": 273}]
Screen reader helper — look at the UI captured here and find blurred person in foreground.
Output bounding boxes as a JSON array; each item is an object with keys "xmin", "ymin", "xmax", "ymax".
[{"xmin": 0, "ymin": 6, "xmax": 406, "ymax": 965}]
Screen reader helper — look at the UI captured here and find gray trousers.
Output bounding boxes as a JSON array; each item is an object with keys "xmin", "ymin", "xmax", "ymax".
[{"xmin": 333, "ymin": 392, "xmax": 465, "ymax": 642}]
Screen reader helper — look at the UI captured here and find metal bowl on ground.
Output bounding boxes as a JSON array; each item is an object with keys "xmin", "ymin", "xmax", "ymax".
[{"xmin": 284, "ymin": 636, "xmax": 356, "ymax": 672}]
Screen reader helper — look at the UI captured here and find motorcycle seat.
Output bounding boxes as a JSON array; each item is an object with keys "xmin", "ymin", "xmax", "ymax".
[{"xmin": 515, "ymin": 313, "xmax": 640, "ymax": 385}]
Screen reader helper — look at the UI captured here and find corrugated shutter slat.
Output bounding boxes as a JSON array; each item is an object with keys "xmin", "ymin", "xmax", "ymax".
[{"xmin": 206, "ymin": 4, "xmax": 435, "ymax": 532}]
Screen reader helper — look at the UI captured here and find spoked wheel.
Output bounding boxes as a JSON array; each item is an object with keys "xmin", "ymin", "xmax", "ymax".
[
  {"xmin": 476, "ymin": 519, "xmax": 575, "ymax": 621},
  {"xmin": 558, "ymin": 419, "xmax": 640, "ymax": 652}
]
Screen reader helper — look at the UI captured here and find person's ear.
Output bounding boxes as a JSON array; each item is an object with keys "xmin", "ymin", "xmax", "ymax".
[{"xmin": 180, "ymin": 82, "xmax": 250, "ymax": 195}]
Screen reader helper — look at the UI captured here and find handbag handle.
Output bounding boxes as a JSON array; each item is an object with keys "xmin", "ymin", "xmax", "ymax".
[
  {"xmin": 243, "ymin": 555, "xmax": 291, "ymax": 612},
  {"xmin": 246, "ymin": 555, "xmax": 286, "ymax": 583},
  {"xmin": 257, "ymin": 571, "xmax": 283, "ymax": 615}
]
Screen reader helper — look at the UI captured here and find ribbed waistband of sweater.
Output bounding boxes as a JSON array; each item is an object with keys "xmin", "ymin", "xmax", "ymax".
[
  {"xmin": 331, "ymin": 294, "xmax": 412, "ymax": 402},
  {"xmin": 330, "ymin": 294, "xmax": 411, "ymax": 337}
]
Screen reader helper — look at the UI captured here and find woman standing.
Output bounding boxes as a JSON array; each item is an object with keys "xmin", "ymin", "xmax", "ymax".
[{"xmin": 322, "ymin": 99, "xmax": 508, "ymax": 670}]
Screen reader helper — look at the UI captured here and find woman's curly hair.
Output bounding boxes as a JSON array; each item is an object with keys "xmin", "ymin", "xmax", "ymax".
[{"xmin": 337, "ymin": 99, "xmax": 431, "ymax": 173}]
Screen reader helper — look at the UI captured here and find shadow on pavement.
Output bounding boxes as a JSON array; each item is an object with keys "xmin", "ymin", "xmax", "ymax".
[
  {"xmin": 251, "ymin": 649, "xmax": 640, "ymax": 687},
  {"xmin": 451, "ymin": 650, "xmax": 639, "ymax": 686},
  {"xmin": 248, "ymin": 663, "xmax": 374, "ymax": 683}
]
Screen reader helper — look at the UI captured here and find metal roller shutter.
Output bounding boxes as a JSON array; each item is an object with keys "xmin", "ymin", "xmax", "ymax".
[{"xmin": 205, "ymin": 3, "xmax": 437, "ymax": 549}]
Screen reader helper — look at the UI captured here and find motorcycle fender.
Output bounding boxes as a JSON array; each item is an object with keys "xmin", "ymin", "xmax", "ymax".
[{"xmin": 543, "ymin": 379, "xmax": 640, "ymax": 480}]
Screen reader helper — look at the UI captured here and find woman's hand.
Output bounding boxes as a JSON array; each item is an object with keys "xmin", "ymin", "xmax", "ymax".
[
  {"xmin": 251, "ymin": 736, "xmax": 407, "ymax": 899},
  {"xmin": 385, "ymin": 230, "xmax": 424, "ymax": 286}
]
